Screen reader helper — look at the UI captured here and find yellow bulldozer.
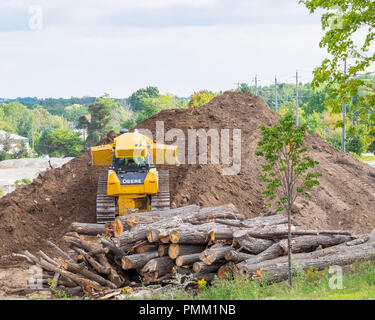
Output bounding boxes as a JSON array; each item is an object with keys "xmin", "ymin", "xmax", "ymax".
[{"xmin": 91, "ymin": 129, "xmax": 178, "ymax": 223}]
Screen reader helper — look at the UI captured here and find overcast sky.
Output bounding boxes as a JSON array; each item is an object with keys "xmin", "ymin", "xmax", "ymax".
[{"xmin": 0, "ymin": 0, "xmax": 326, "ymax": 98}]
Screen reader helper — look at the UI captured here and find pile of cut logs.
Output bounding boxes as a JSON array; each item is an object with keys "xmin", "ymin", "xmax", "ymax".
[{"xmin": 16, "ymin": 204, "xmax": 375, "ymax": 296}]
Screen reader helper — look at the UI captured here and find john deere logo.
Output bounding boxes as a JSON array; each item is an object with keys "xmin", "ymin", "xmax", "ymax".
[{"xmin": 123, "ymin": 179, "xmax": 142, "ymax": 184}]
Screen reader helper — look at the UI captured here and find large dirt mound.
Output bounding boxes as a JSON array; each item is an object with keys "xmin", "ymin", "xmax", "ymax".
[
  {"xmin": 1, "ymin": 92, "xmax": 375, "ymax": 267},
  {"xmin": 137, "ymin": 92, "xmax": 375, "ymax": 233}
]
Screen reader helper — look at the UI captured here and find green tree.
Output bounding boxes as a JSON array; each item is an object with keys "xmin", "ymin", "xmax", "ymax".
[
  {"xmin": 255, "ymin": 114, "xmax": 322, "ymax": 286},
  {"xmin": 36, "ymin": 128, "xmax": 83, "ymax": 157},
  {"xmin": 300, "ymin": 0, "xmax": 375, "ymax": 127},
  {"xmin": 64, "ymin": 104, "xmax": 88, "ymax": 128},
  {"xmin": 0, "ymin": 132, "xmax": 12, "ymax": 161},
  {"xmin": 128, "ymin": 87, "xmax": 160, "ymax": 112},
  {"xmin": 79, "ymin": 95, "xmax": 117, "ymax": 147},
  {"xmin": 187, "ymin": 90, "xmax": 218, "ymax": 108},
  {"xmin": 136, "ymin": 97, "xmax": 163, "ymax": 124},
  {"xmin": 346, "ymin": 124, "xmax": 374, "ymax": 154}
]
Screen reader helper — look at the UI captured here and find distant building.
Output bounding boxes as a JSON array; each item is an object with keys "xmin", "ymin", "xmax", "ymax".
[{"xmin": 0, "ymin": 130, "xmax": 30, "ymax": 153}]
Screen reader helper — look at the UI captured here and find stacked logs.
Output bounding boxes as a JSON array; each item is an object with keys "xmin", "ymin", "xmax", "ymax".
[
  {"xmin": 89, "ymin": 204, "xmax": 374, "ymax": 285},
  {"xmin": 16, "ymin": 204, "xmax": 375, "ymax": 296}
]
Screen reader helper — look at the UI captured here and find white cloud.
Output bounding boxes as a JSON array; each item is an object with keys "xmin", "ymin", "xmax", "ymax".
[
  {"xmin": 0, "ymin": 0, "xmax": 327, "ymax": 98},
  {"xmin": 136, "ymin": 0, "xmax": 217, "ymax": 8}
]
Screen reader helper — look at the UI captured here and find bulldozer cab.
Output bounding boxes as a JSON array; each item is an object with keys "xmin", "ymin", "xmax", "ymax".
[{"xmin": 116, "ymin": 156, "xmax": 148, "ymax": 171}]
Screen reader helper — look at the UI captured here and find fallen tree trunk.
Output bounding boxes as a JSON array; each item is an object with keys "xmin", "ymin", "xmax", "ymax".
[
  {"xmin": 217, "ymin": 262, "xmax": 239, "ymax": 280},
  {"xmin": 176, "ymin": 253, "xmax": 202, "ymax": 267},
  {"xmin": 113, "ymin": 205, "xmax": 201, "ymax": 237},
  {"xmin": 73, "ymin": 247, "xmax": 110, "ymax": 275},
  {"xmin": 169, "ymin": 229, "xmax": 211, "ymax": 244},
  {"xmin": 234, "ymin": 234, "xmax": 274, "ymax": 254},
  {"xmin": 233, "ymin": 227, "xmax": 352, "ymax": 240},
  {"xmin": 114, "ymin": 216, "xmax": 158, "ymax": 236},
  {"xmin": 98, "ymin": 235, "xmax": 126, "ymax": 258},
  {"xmin": 225, "ymin": 250, "xmax": 254, "ymax": 263},
  {"xmin": 121, "ymin": 251, "xmax": 159, "ymax": 270},
  {"xmin": 278, "ymin": 235, "xmax": 353, "ymax": 254},
  {"xmin": 239, "ymin": 243, "xmax": 375, "ymax": 282},
  {"xmin": 199, "ymin": 246, "xmax": 230, "ymax": 265},
  {"xmin": 133, "ymin": 244, "xmax": 158, "ymax": 254},
  {"xmin": 70, "ymin": 223, "xmax": 105, "ymax": 236},
  {"xmin": 237, "ymin": 243, "xmax": 284, "ymax": 271},
  {"xmin": 168, "ymin": 244, "xmax": 206, "ymax": 260},
  {"xmin": 193, "ymin": 261, "xmax": 222, "ymax": 273},
  {"xmin": 241, "ymin": 214, "xmax": 288, "ymax": 228},
  {"xmin": 140, "ymin": 257, "xmax": 175, "ymax": 284}
]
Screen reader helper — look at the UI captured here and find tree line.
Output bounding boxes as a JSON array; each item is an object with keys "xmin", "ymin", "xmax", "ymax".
[{"xmin": 0, "ymin": 78, "xmax": 374, "ymax": 160}]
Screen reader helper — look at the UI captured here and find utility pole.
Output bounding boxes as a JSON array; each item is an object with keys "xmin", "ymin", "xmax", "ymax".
[
  {"xmin": 342, "ymin": 60, "xmax": 347, "ymax": 152},
  {"xmin": 254, "ymin": 75, "xmax": 259, "ymax": 96},
  {"xmin": 295, "ymin": 70, "xmax": 299, "ymax": 126},
  {"xmin": 31, "ymin": 122, "xmax": 34, "ymax": 151},
  {"xmin": 275, "ymin": 77, "xmax": 278, "ymax": 112}
]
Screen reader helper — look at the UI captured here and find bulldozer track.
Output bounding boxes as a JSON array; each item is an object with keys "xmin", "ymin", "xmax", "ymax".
[
  {"xmin": 151, "ymin": 170, "xmax": 170, "ymax": 211},
  {"xmin": 96, "ymin": 173, "xmax": 116, "ymax": 224},
  {"xmin": 96, "ymin": 171, "xmax": 170, "ymax": 222}
]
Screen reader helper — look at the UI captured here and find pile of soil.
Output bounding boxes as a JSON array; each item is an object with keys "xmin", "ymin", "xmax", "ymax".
[
  {"xmin": 1, "ymin": 92, "xmax": 375, "ymax": 268},
  {"xmin": 138, "ymin": 92, "xmax": 375, "ymax": 233}
]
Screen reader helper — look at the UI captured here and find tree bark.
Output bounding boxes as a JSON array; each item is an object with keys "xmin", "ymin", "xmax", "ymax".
[
  {"xmin": 193, "ymin": 261, "xmax": 222, "ymax": 273},
  {"xmin": 176, "ymin": 253, "xmax": 202, "ymax": 267},
  {"xmin": 217, "ymin": 262, "xmax": 239, "ymax": 280},
  {"xmin": 140, "ymin": 256, "xmax": 175, "ymax": 283},
  {"xmin": 237, "ymin": 243, "xmax": 284, "ymax": 272},
  {"xmin": 233, "ymin": 227, "xmax": 352, "ymax": 240},
  {"xmin": 225, "ymin": 250, "xmax": 254, "ymax": 263},
  {"xmin": 98, "ymin": 235, "xmax": 126, "ymax": 258},
  {"xmin": 233, "ymin": 234, "xmax": 274, "ymax": 254},
  {"xmin": 199, "ymin": 246, "xmax": 231, "ymax": 265},
  {"xmin": 238, "ymin": 243, "xmax": 375, "ymax": 282},
  {"xmin": 168, "ymin": 244, "xmax": 206, "ymax": 260},
  {"xmin": 169, "ymin": 228, "xmax": 211, "ymax": 244},
  {"xmin": 278, "ymin": 235, "xmax": 353, "ymax": 254},
  {"xmin": 70, "ymin": 222, "xmax": 106, "ymax": 236},
  {"xmin": 72, "ymin": 247, "xmax": 110, "ymax": 275},
  {"xmin": 133, "ymin": 244, "xmax": 158, "ymax": 254},
  {"xmin": 121, "ymin": 251, "xmax": 159, "ymax": 270},
  {"xmin": 208, "ymin": 226, "xmax": 238, "ymax": 241}
]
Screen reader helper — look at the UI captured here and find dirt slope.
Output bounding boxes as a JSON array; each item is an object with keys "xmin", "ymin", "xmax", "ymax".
[
  {"xmin": 137, "ymin": 92, "xmax": 375, "ymax": 233},
  {"xmin": 1, "ymin": 91, "xmax": 375, "ymax": 267}
]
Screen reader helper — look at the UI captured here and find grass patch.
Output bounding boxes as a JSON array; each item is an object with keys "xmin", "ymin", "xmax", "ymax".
[
  {"xmin": 155, "ymin": 262, "xmax": 375, "ymax": 300},
  {"xmin": 353, "ymin": 154, "xmax": 375, "ymax": 163},
  {"xmin": 14, "ymin": 178, "xmax": 32, "ymax": 189}
]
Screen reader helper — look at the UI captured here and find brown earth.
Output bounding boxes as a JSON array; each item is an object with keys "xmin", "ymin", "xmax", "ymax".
[{"xmin": 1, "ymin": 91, "xmax": 375, "ymax": 269}]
